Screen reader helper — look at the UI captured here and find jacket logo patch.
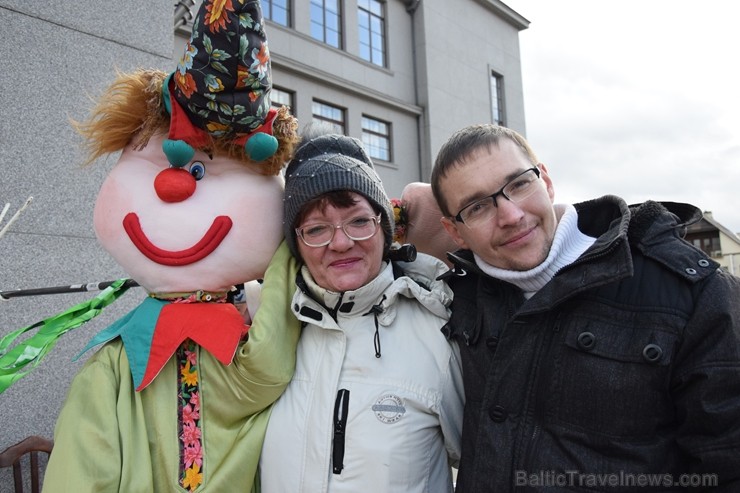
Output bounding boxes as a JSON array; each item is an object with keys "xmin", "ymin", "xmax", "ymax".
[{"xmin": 372, "ymin": 394, "xmax": 406, "ymax": 424}]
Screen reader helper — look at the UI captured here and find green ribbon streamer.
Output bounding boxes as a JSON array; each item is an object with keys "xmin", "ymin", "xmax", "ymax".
[{"xmin": 0, "ymin": 278, "xmax": 132, "ymax": 394}]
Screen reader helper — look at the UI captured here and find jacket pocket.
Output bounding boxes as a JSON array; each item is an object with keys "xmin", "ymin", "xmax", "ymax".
[{"xmin": 551, "ymin": 317, "xmax": 680, "ymax": 437}]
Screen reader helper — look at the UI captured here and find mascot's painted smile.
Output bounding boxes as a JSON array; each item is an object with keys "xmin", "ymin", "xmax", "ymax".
[{"xmin": 123, "ymin": 212, "xmax": 232, "ymax": 266}]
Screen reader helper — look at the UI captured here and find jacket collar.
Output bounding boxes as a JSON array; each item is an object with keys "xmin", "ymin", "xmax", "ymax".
[
  {"xmin": 626, "ymin": 199, "xmax": 718, "ymax": 280},
  {"xmin": 293, "ymin": 255, "xmax": 452, "ymax": 328},
  {"xmin": 293, "ymin": 262, "xmax": 395, "ymax": 327}
]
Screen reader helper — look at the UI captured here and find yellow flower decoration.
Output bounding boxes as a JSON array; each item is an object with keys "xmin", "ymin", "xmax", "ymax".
[
  {"xmin": 181, "ymin": 361, "xmax": 199, "ymax": 387},
  {"xmin": 182, "ymin": 463, "xmax": 203, "ymax": 491}
]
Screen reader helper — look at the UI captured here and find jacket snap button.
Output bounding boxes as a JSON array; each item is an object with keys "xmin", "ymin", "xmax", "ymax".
[
  {"xmin": 685, "ymin": 267, "xmax": 697, "ymax": 275},
  {"xmin": 577, "ymin": 331, "xmax": 596, "ymax": 350},
  {"xmin": 697, "ymin": 259, "xmax": 710, "ymax": 267},
  {"xmin": 489, "ymin": 405, "xmax": 507, "ymax": 422},
  {"xmin": 642, "ymin": 343, "xmax": 663, "ymax": 363},
  {"xmin": 486, "ymin": 336, "xmax": 499, "ymax": 350}
]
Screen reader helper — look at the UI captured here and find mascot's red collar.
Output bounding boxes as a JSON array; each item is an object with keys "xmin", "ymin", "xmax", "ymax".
[
  {"xmin": 78, "ymin": 294, "xmax": 248, "ymax": 391},
  {"xmin": 138, "ymin": 300, "xmax": 247, "ymax": 391}
]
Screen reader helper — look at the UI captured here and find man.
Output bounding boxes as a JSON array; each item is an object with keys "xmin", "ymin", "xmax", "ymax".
[{"xmin": 427, "ymin": 124, "xmax": 740, "ymax": 491}]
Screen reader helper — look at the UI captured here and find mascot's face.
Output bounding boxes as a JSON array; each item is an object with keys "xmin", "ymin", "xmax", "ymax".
[{"xmin": 94, "ymin": 132, "xmax": 284, "ymax": 293}]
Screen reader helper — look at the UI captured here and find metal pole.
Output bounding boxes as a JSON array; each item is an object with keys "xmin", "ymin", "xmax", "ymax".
[{"xmin": 1, "ymin": 279, "xmax": 139, "ymax": 301}]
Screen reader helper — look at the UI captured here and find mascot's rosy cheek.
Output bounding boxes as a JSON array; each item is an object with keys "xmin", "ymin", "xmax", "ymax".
[{"xmin": 93, "ymin": 132, "xmax": 285, "ymax": 295}]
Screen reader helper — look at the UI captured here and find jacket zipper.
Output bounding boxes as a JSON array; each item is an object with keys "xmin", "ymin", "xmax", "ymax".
[{"xmin": 332, "ymin": 388, "xmax": 350, "ymax": 474}]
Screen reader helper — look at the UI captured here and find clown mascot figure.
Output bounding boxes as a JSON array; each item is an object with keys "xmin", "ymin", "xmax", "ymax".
[{"xmin": 41, "ymin": 1, "xmax": 299, "ymax": 492}]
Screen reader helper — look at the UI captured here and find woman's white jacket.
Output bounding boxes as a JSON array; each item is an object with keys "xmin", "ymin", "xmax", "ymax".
[{"xmin": 260, "ymin": 253, "xmax": 464, "ymax": 492}]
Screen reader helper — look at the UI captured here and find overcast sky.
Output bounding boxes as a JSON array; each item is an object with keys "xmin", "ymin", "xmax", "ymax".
[{"xmin": 501, "ymin": 1, "xmax": 740, "ymax": 233}]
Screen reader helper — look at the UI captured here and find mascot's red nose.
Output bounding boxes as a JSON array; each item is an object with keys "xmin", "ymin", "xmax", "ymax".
[{"xmin": 154, "ymin": 168, "xmax": 196, "ymax": 203}]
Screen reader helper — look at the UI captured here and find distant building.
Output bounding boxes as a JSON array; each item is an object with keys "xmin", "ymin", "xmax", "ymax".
[
  {"xmin": 685, "ymin": 211, "xmax": 740, "ymax": 276},
  {"xmin": 175, "ymin": 0, "xmax": 530, "ymax": 197}
]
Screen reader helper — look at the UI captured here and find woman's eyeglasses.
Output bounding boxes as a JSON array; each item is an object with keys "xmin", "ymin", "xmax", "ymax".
[{"xmin": 296, "ymin": 214, "xmax": 382, "ymax": 247}]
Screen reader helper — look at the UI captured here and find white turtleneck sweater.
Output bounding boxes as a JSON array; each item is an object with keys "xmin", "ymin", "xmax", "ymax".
[{"xmin": 474, "ymin": 204, "xmax": 596, "ymax": 298}]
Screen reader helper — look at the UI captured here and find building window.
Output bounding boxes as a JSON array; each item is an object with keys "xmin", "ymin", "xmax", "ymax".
[
  {"xmin": 358, "ymin": 0, "xmax": 385, "ymax": 66},
  {"xmin": 271, "ymin": 87, "xmax": 294, "ymax": 110},
  {"xmin": 490, "ymin": 71, "xmax": 505, "ymax": 126},
  {"xmin": 261, "ymin": 0, "xmax": 290, "ymax": 26},
  {"xmin": 361, "ymin": 116, "xmax": 390, "ymax": 161},
  {"xmin": 310, "ymin": 0, "xmax": 342, "ymax": 48},
  {"xmin": 705, "ymin": 236, "xmax": 721, "ymax": 256},
  {"xmin": 312, "ymin": 100, "xmax": 345, "ymax": 134},
  {"xmin": 691, "ymin": 234, "xmax": 722, "ymax": 256}
]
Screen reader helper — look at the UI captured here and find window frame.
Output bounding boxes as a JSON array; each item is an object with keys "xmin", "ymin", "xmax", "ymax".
[
  {"xmin": 312, "ymin": 100, "xmax": 346, "ymax": 135},
  {"xmin": 270, "ymin": 86, "xmax": 294, "ymax": 110},
  {"xmin": 490, "ymin": 69, "xmax": 506, "ymax": 126},
  {"xmin": 261, "ymin": 0, "xmax": 291, "ymax": 27},
  {"xmin": 361, "ymin": 115, "xmax": 391, "ymax": 162},
  {"xmin": 310, "ymin": 0, "xmax": 343, "ymax": 49},
  {"xmin": 358, "ymin": 0, "xmax": 386, "ymax": 67}
]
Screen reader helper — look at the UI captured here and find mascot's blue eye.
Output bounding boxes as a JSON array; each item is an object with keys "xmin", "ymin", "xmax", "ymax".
[{"xmin": 189, "ymin": 162, "xmax": 206, "ymax": 180}]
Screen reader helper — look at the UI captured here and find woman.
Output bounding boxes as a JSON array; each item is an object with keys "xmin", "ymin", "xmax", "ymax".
[{"xmin": 260, "ymin": 133, "xmax": 464, "ymax": 492}]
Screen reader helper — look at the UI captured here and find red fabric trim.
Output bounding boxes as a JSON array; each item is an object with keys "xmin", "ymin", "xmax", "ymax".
[
  {"xmin": 137, "ymin": 303, "xmax": 245, "ymax": 391},
  {"xmin": 168, "ymin": 92, "xmax": 212, "ymax": 148}
]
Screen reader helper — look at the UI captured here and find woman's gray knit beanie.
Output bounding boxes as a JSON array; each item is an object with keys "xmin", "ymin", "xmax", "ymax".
[{"xmin": 283, "ymin": 133, "xmax": 394, "ymax": 259}]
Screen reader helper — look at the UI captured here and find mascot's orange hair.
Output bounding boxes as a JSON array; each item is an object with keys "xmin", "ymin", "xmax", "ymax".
[{"xmin": 74, "ymin": 69, "xmax": 298, "ymax": 176}]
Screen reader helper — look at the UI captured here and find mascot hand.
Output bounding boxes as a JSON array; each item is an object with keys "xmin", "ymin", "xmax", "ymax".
[{"xmin": 398, "ymin": 182, "xmax": 459, "ymax": 267}]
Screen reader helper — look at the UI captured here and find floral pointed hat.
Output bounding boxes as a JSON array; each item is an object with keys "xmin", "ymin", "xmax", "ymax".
[{"xmin": 162, "ymin": 0, "xmax": 292, "ymax": 172}]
